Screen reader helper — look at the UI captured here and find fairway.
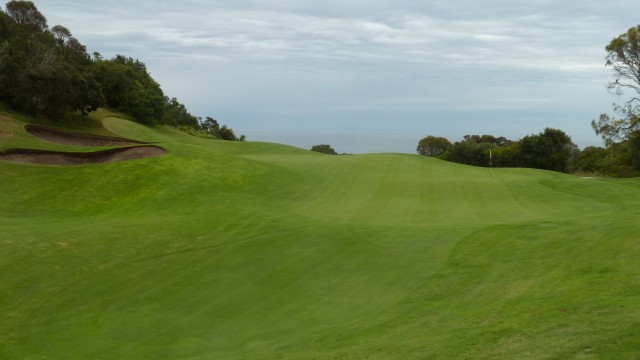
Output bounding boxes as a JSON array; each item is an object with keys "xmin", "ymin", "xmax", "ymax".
[{"xmin": 1, "ymin": 114, "xmax": 640, "ymax": 359}]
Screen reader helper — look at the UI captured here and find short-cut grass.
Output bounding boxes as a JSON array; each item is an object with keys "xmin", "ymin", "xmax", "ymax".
[{"xmin": 1, "ymin": 111, "xmax": 639, "ymax": 359}]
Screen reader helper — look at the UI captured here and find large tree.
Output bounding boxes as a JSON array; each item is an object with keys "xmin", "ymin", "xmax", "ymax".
[
  {"xmin": 416, "ymin": 135, "xmax": 451, "ymax": 157},
  {"xmin": 0, "ymin": 1, "xmax": 102, "ymax": 118},
  {"xmin": 92, "ymin": 55, "xmax": 165, "ymax": 123},
  {"xmin": 592, "ymin": 25, "xmax": 640, "ymax": 145},
  {"xmin": 4, "ymin": 0, "xmax": 45, "ymax": 32},
  {"xmin": 519, "ymin": 128, "xmax": 575, "ymax": 172}
]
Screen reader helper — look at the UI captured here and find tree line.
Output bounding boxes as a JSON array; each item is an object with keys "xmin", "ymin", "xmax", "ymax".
[
  {"xmin": 0, "ymin": 1, "xmax": 243, "ymax": 141},
  {"xmin": 417, "ymin": 128, "xmax": 579, "ymax": 173},
  {"xmin": 417, "ymin": 128, "xmax": 640, "ymax": 177}
]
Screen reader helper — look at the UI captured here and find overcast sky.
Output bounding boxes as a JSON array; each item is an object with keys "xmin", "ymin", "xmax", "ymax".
[{"xmin": 33, "ymin": 0, "xmax": 640, "ymax": 153}]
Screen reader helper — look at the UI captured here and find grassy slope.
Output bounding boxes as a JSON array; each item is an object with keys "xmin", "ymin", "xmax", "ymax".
[{"xmin": 1, "ymin": 113, "xmax": 640, "ymax": 359}]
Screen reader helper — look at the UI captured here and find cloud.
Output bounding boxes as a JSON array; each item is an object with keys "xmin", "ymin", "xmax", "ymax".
[{"xmin": 44, "ymin": 2, "xmax": 605, "ymax": 73}]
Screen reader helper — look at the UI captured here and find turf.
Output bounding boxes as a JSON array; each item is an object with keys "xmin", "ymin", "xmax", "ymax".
[{"xmin": 1, "ymin": 112, "xmax": 640, "ymax": 359}]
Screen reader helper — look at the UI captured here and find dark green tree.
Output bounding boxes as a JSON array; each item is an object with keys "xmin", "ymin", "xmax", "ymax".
[
  {"xmin": 628, "ymin": 130, "xmax": 640, "ymax": 170},
  {"xmin": 491, "ymin": 142, "xmax": 521, "ymax": 168},
  {"xmin": 201, "ymin": 116, "xmax": 219, "ymax": 134},
  {"xmin": 162, "ymin": 97, "xmax": 199, "ymax": 128},
  {"xmin": 311, "ymin": 144, "xmax": 337, "ymax": 155},
  {"xmin": 443, "ymin": 140, "xmax": 494, "ymax": 166},
  {"xmin": 437, "ymin": 130, "xmax": 575, "ymax": 172},
  {"xmin": 0, "ymin": 1, "xmax": 102, "ymax": 118},
  {"xmin": 216, "ymin": 125, "xmax": 238, "ymax": 140},
  {"xmin": 519, "ymin": 128, "xmax": 575, "ymax": 172},
  {"xmin": 441, "ymin": 134, "xmax": 506, "ymax": 166},
  {"xmin": 576, "ymin": 146, "xmax": 608, "ymax": 174},
  {"xmin": 198, "ymin": 116, "xmax": 242, "ymax": 140},
  {"xmin": 92, "ymin": 55, "xmax": 165, "ymax": 123},
  {"xmin": 0, "ymin": 7, "xmax": 13, "ymax": 39},
  {"xmin": 416, "ymin": 135, "xmax": 451, "ymax": 156},
  {"xmin": 5, "ymin": 0, "xmax": 45, "ymax": 32}
]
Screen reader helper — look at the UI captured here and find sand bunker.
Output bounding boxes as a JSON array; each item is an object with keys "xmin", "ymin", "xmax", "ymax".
[
  {"xmin": 1, "ymin": 124, "xmax": 165, "ymax": 165},
  {"xmin": 26, "ymin": 124, "xmax": 143, "ymax": 146},
  {"xmin": 0, "ymin": 146, "xmax": 166, "ymax": 165}
]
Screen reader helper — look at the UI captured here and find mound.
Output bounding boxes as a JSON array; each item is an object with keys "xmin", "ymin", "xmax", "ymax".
[
  {"xmin": 0, "ymin": 146, "xmax": 165, "ymax": 165},
  {"xmin": 25, "ymin": 124, "xmax": 144, "ymax": 146}
]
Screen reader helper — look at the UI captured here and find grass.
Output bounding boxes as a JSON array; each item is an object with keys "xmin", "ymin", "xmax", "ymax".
[{"xmin": 1, "ymin": 111, "xmax": 640, "ymax": 359}]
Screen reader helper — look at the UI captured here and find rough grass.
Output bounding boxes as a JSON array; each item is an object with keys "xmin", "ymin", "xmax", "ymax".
[{"xmin": 1, "ymin": 112, "xmax": 639, "ymax": 359}]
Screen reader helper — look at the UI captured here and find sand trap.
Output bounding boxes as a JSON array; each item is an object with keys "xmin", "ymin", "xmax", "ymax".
[
  {"xmin": 25, "ymin": 124, "xmax": 143, "ymax": 146},
  {"xmin": 0, "ymin": 146, "xmax": 166, "ymax": 165}
]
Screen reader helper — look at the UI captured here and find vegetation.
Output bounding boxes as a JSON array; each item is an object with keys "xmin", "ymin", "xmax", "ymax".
[
  {"xmin": 418, "ymin": 128, "xmax": 577, "ymax": 173},
  {"xmin": 586, "ymin": 25, "xmax": 640, "ymax": 177},
  {"xmin": 91, "ymin": 55, "xmax": 165, "ymax": 124},
  {"xmin": 310, "ymin": 144, "xmax": 337, "ymax": 154},
  {"xmin": 0, "ymin": 1, "xmax": 243, "ymax": 140},
  {"xmin": 2, "ymin": 111, "xmax": 640, "ymax": 359},
  {"xmin": 0, "ymin": 1, "xmax": 102, "ymax": 118},
  {"xmin": 416, "ymin": 135, "xmax": 451, "ymax": 156},
  {"xmin": 593, "ymin": 25, "xmax": 640, "ymax": 144}
]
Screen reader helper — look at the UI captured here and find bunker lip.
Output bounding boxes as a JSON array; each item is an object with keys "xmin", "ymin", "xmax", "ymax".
[
  {"xmin": 0, "ymin": 146, "xmax": 166, "ymax": 166},
  {"xmin": 25, "ymin": 124, "xmax": 145, "ymax": 146}
]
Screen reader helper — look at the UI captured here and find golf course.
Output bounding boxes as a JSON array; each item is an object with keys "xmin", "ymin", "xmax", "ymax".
[{"xmin": 1, "ymin": 110, "xmax": 640, "ymax": 359}]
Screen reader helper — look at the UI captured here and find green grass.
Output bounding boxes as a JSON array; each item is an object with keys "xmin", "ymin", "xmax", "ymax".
[{"xmin": 1, "ymin": 112, "xmax": 640, "ymax": 359}]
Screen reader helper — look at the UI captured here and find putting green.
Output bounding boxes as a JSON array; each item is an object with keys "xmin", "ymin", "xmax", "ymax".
[{"xmin": 1, "ymin": 113, "xmax": 639, "ymax": 359}]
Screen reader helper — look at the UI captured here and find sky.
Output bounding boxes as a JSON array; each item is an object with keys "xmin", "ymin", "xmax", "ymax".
[{"xmin": 32, "ymin": 0, "xmax": 640, "ymax": 153}]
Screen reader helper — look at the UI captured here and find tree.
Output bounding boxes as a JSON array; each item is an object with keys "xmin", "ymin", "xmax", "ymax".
[
  {"xmin": 592, "ymin": 25, "xmax": 640, "ymax": 145},
  {"xmin": 416, "ymin": 135, "xmax": 451, "ymax": 156},
  {"xmin": 201, "ymin": 116, "xmax": 219, "ymax": 134},
  {"xmin": 437, "ymin": 130, "xmax": 576, "ymax": 172},
  {"xmin": 311, "ymin": 144, "xmax": 337, "ymax": 155},
  {"xmin": 197, "ymin": 116, "xmax": 242, "ymax": 140},
  {"xmin": 491, "ymin": 142, "xmax": 520, "ymax": 167},
  {"xmin": 576, "ymin": 146, "xmax": 608, "ymax": 173},
  {"xmin": 216, "ymin": 125, "xmax": 237, "ymax": 140},
  {"xmin": 5, "ymin": 0, "xmax": 46, "ymax": 32},
  {"xmin": 0, "ymin": 1, "xmax": 102, "ymax": 118},
  {"xmin": 629, "ymin": 130, "xmax": 640, "ymax": 170},
  {"xmin": 440, "ymin": 134, "xmax": 506, "ymax": 166},
  {"xmin": 162, "ymin": 97, "xmax": 199, "ymax": 128},
  {"xmin": 443, "ymin": 139, "xmax": 493, "ymax": 166},
  {"xmin": 0, "ymin": 8, "xmax": 13, "ymax": 40},
  {"xmin": 519, "ymin": 128, "xmax": 575, "ymax": 172},
  {"xmin": 92, "ymin": 55, "xmax": 165, "ymax": 123}
]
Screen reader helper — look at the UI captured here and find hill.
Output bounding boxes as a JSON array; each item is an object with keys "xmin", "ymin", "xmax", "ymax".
[{"xmin": 1, "ymin": 111, "xmax": 640, "ymax": 359}]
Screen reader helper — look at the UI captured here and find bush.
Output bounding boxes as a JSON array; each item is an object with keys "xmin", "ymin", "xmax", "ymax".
[{"xmin": 311, "ymin": 144, "xmax": 337, "ymax": 155}]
